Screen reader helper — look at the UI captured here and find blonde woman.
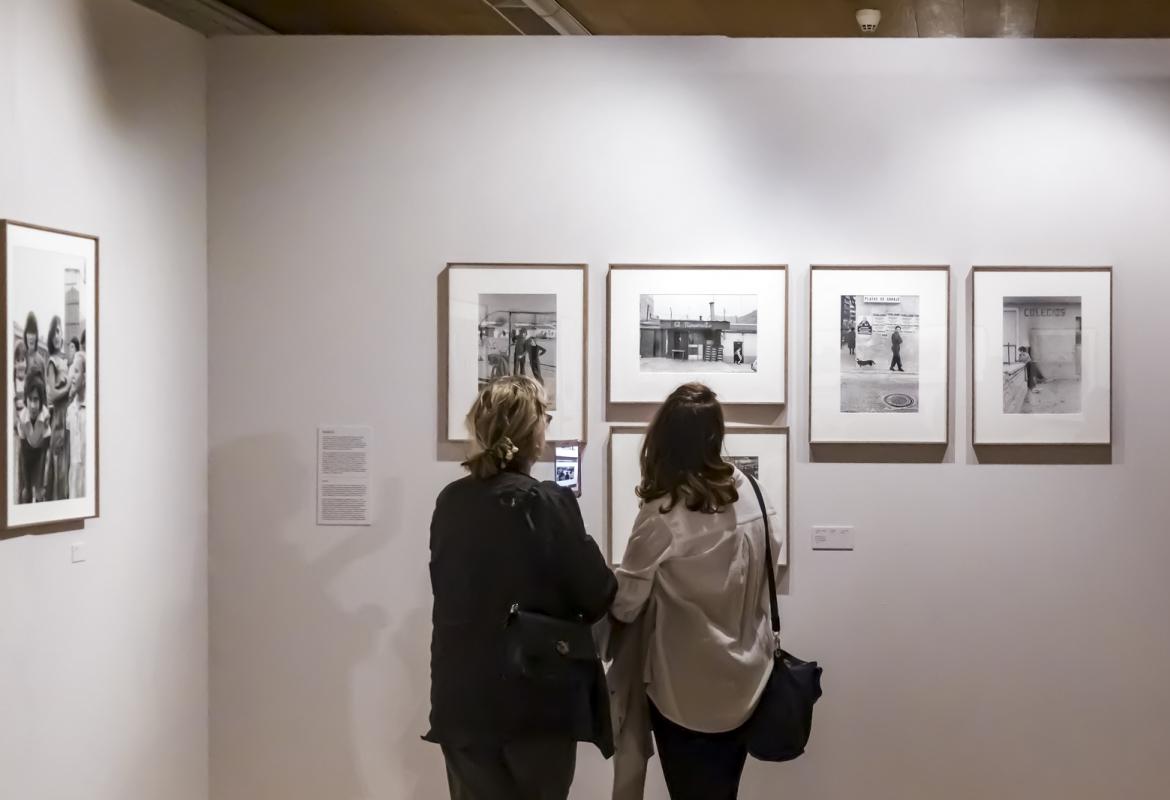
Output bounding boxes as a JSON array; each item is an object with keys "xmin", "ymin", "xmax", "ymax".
[{"xmin": 425, "ymin": 376, "xmax": 616, "ymax": 800}]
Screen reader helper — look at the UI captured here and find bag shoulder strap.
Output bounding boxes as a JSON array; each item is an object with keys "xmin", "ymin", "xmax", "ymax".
[
  {"xmin": 505, "ymin": 482, "xmax": 573, "ymax": 617},
  {"xmin": 744, "ymin": 473, "xmax": 781, "ymax": 646}
]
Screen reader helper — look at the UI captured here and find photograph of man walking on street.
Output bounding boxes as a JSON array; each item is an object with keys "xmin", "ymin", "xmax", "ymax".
[
  {"xmin": 890, "ymin": 325, "xmax": 905, "ymax": 372},
  {"xmin": 840, "ymin": 295, "xmax": 920, "ymax": 413}
]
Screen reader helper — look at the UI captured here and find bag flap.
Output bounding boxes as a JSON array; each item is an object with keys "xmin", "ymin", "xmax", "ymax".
[{"xmin": 507, "ymin": 609, "xmax": 597, "ymax": 661}]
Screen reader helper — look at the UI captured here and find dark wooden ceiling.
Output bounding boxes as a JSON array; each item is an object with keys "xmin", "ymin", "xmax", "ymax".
[{"xmin": 217, "ymin": 0, "xmax": 1170, "ymax": 37}]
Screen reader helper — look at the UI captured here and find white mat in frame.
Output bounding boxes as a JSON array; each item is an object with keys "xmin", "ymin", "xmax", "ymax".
[
  {"xmin": 972, "ymin": 267, "xmax": 1112, "ymax": 445},
  {"xmin": 608, "ymin": 265, "xmax": 788, "ymax": 405},
  {"xmin": 445, "ymin": 263, "xmax": 587, "ymax": 442},
  {"xmin": 809, "ymin": 265, "xmax": 950, "ymax": 444},
  {"xmin": 607, "ymin": 426, "xmax": 788, "ymax": 567}
]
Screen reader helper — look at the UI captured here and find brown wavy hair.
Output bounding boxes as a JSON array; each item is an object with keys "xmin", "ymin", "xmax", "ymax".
[
  {"xmin": 462, "ymin": 376, "xmax": 548, "ymax": 480},
  {"xmin": 637, "ymin": 383, "xmax": 737, "ymax": 514}
]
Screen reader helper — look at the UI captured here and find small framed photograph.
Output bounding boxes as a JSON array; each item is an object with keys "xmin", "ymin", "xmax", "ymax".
[
  {"xmin": 445, "ymin": 263, "xmax": 586, "ymax": 442},
  {"xmin": 608, "ymin": 426, "xmax": 788, "ymax": 566},
  {"xmin": 2, "ymin": 220, "xmax": 99, "ymax": 529},
  {"xmin": 972, "ymin": 267, "xmax": 1112, "ymax": 445},
  {"xmin": 809, "ymin": 266, "xmax": 950, "ymax": 444},
  {"xmin": 607, "ymin": 265, "xmax": 787, "ymax": 405}
]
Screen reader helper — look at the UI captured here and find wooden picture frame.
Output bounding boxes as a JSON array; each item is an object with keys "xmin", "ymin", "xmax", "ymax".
[
  {"xmin": 809, "ymin": 265, "xmax": 951, "ymax": 445},
  {"xmin": 2, "ymin": 220, "xmax": 100, "ymax": 530},
  {"xmin": 607, "ymin": 425, "xmax": 790, "ymax": 566},
  {"xmin": 443, "ymin": 262, "xmax": 588, "ymax": 443},
  {"xmin": 607, "ymin": 264, "xmax": 788, "ymax": 406},
  {"xmin": 971, "ymin": 266, "xmax": 1112, "ymax": 446}
]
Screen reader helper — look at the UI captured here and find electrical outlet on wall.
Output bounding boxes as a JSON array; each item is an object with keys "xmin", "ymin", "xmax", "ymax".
[
  {"xmin": 812, "ymin": 526, "xmax": 854, "ymax": 551},
  {"xmin": 70, "ymin": 542, "xmax": 87, "ymax": 563}
]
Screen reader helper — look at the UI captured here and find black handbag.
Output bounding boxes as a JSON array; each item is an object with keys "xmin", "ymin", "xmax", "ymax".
[
  {"xmin": 743, "ymin": 472, "xmax": 823, "ymax": 762},
  {"xmin": 503, "ymin": 603, "xmax": 600, "ymax": 682}
]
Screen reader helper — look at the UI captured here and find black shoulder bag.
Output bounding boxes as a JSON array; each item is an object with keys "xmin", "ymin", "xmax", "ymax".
[
  {"xmin": 500, "ymin": 490, "xmax": 600, "ymax": 683},
  {"xmin": 744, "ymin": 472, "xmax": 824, "ymax": 762}
]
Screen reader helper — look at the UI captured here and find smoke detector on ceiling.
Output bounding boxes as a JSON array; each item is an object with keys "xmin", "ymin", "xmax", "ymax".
[{"xmin": 856, "ymin": 9, "xmax": 881, "ymax": 34}]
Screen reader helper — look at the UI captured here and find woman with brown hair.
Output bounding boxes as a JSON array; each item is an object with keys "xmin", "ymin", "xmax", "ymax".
[
  {"xmin": 611, "ymin": 383, "xmax": 781, "ymax": 800},
  {"xmin": 426, "ymin": 375, "xmax": 616, "ymax": 800}
]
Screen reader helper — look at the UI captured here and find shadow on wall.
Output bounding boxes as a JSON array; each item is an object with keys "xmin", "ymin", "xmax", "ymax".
[
  {"xmin": 78, "ymin": 0, "xmax": 204, "ymax": 124},
  {"xmin": 210, "ymin": 433, "xmax": 388, "ymax": 800},
  {"xmin": 387, "ymin": 604, "xmax": 449, "ymax": 798}
]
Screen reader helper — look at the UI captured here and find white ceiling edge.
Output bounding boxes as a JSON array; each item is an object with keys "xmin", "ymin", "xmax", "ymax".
[{"xmin": 207, "ymin": 36, "xmax": 1170, "ymax": 82}]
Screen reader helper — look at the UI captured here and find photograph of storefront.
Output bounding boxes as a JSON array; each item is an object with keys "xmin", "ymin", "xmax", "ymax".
[
  {"xmin": 1002, "ymin": 296, "xmax": 1082, "ymax": 414},
  {"xmin": 638, "ymin": 294, "xmax": 757, "ymax": 373},
  {"xmin": 839, "ymin": 294, "xmax": 920, "ymax": 412}
]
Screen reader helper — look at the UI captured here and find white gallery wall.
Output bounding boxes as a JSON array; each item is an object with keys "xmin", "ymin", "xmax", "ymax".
[
  {"xmin": 0, "ymin": 1, "xmax": 208, "ymax": 799},
  {"xmin": 208, "ymin": 38, "xmax": 1170, "ymax": 799}
]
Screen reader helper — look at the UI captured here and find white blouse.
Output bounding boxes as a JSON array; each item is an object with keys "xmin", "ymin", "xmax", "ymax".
[{"xmin": 611, "ymin": 468, "xmax": 781, "ymax": 734}]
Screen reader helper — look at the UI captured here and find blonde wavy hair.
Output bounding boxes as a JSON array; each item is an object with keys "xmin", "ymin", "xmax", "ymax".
[{"xmin": 462, "ymin": 376, "xmax": 549, "ymax": 480}]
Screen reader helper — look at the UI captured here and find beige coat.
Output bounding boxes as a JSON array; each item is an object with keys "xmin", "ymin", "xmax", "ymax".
[
  {"xmin": 596, "ymin": 600, "xmax": 656, "ymax": 800},
  {"xmin": 611, "ymin": 468, "xmax": 779, "ymax": 733}
]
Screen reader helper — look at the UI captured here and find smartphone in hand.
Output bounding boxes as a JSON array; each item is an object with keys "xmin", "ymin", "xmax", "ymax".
[{"xmin": 553, "ymin": 442, "xmax": 581, "ymax": 497}]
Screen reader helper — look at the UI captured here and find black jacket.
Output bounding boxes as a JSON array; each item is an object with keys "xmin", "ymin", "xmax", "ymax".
[{"xmin": 425, "ymin": 472, "xmax": 617, "ymax": 753}]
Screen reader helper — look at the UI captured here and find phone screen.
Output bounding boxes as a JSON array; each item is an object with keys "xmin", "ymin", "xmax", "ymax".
[{"xmin": 553, "ymin": 443, "xmax": 581, "ymax": 497}]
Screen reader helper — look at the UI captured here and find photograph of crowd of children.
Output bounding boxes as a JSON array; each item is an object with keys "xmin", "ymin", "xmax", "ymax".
[
  {"xmin": 840, "ymin": 294, "xmax": 920, "ymax": 413},
  {"xmin": 1002, "ymin": 296, "xmax": 1082, "ymax": 414},
  {"xmin": 477, "ymin": 294, "xmax": 557, "ymax": 408},
  {"xmin": 638, "ymin": 294, "xmax": 758, "ymax": 373},
  {"xmin": 12, "ymin": 281, "xmax": 88, "ymax": 504}
]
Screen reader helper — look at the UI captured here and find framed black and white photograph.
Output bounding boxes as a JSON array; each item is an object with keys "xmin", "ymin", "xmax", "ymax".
[
  {"xmin": 478, "ymin": 293, "xmax": 559, "ymax": 408},
  {"xmin": 608, "ymin": 266, "xmax": 787, "ymax": 405},
  {"xmin": 838, "ymin": 294, "xmax": 921, "ymax": 413},
  {"xmin": 446, "ymin": 264, "xmax": 586, "ymax": 442},
  {"xmin": 636, "ymin": 294, "xmax": 759, "ymax": 374},
  {"xmin": 973, "ymin": 267, "xmax": 1112, "ymax": 445},
  {"xmin": 608, "ymin": 426, "xmax": 788, "ymax": 566},
  {"xmin": 810, "ymin": 266, "xmax": 949, "ymax": 444},
  {"xmin": 2, "ymin": 221, "xmax": 99, "ymax": 529}
]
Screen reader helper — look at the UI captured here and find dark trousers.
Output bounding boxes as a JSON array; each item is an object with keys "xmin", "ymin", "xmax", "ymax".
[
  {"xmin": 19, "ymin": 442, "xmax": 47, "ymax": 503},
  {"xmin": 649, "ymin": 702, "xmax": 748, "ymax": 800},
  {"xmin": 441, "ymin": 739, "xmax": 576, "ymax": 800},
  {"xmin": 890, "ymin": 352, "xmax": 903, "ymax": 371},
  {"xmin": 1025, "ymin": 362, "xmax": 1045, "ymax": 387}
]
